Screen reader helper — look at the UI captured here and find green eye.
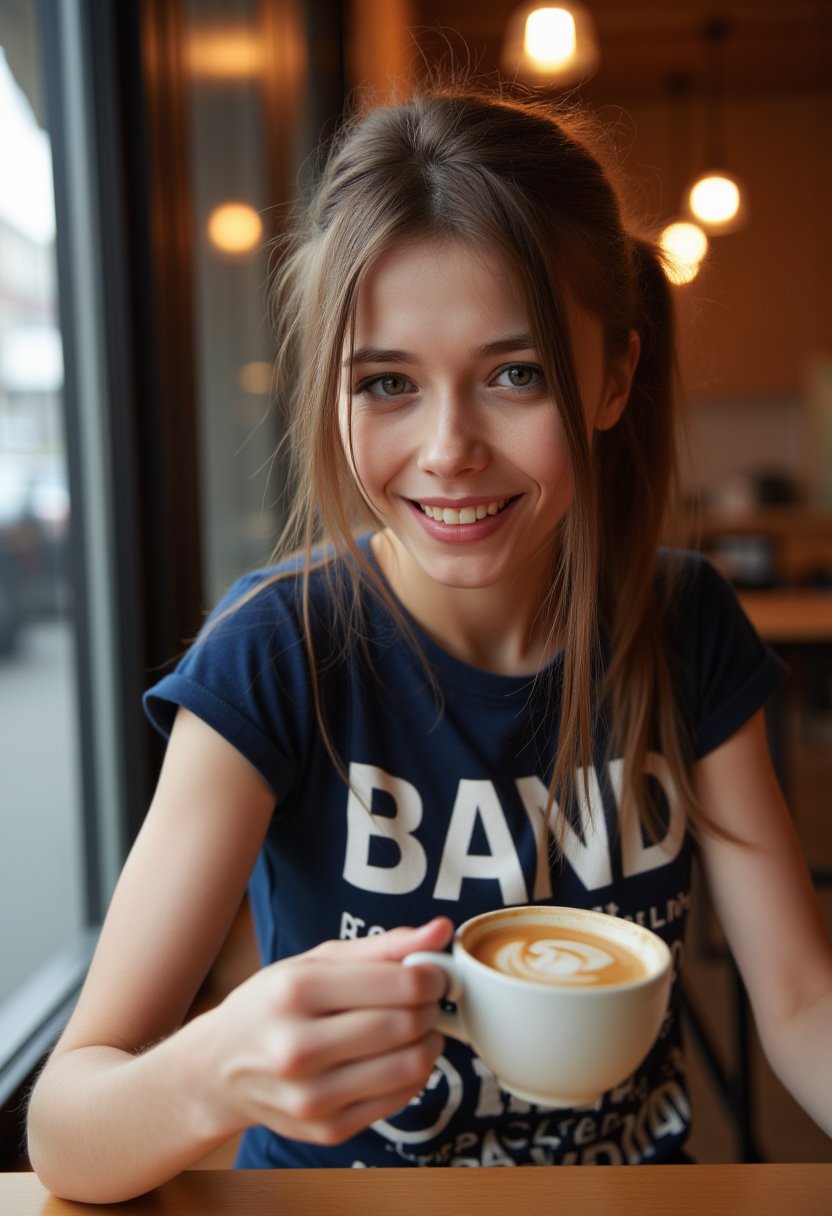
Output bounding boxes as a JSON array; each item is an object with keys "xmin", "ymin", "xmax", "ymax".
[
  {"xmin": 506, "ymin": 366, "xmax": 533, "ymax": 386},
  {"xmin": 379, "ymin": 374, "xmax": 409, "ymax": 395},
  {"xmin": 359, "ymin": 373, "xmax": 414, "ymax": 398},
  {"xmin": 494, "ymin": 363, "xmax": 543, "ymax": 390}
]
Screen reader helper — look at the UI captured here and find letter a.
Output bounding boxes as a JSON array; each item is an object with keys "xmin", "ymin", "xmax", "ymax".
[{"xmin": 434, "ymin": 780, "xmax": 527, "ymax": 904}]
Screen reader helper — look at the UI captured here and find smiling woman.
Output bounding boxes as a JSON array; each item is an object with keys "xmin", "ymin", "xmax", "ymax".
[
  {"xmin": 338, "ymin": 236, "xmax": 634, "ymax": 670},
  {"xmin": 25, "ymin": 81, "xmax": 832, "ymax": 1202}
]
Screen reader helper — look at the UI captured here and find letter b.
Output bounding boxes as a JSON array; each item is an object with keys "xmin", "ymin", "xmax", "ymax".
[{"xmin": 343, "ymin": 763, "xmax": 428, "ymax": 894}]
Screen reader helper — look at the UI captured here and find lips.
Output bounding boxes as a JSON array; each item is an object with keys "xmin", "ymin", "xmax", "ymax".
[{"xmin": 415, "ymin": 498, "xmax": 510, "ymax": 526}]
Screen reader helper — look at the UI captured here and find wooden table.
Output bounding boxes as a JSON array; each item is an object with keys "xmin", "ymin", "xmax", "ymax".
[{"xmin": 2, "ymin": 1166, "xmax": 831, "ymax": 1215}]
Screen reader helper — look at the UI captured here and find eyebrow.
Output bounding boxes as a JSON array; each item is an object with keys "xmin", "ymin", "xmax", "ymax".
[
  {"xmin": 343, "ymin": 332, "xmax": 536, "ymax": 368},
  {"xmin": 473, "ymin": 332, "xmax": 536, "ymax": 359},
  {"xmin": 344, "ymin": 346, "xmax": 415, "ymax": 368}
]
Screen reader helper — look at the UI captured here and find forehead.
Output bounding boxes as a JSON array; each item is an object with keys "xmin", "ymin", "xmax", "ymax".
[
  {"xmin": 348, "ymin": 235, "xmax": 605, "ymax": 376},
  {"xmin": 351, "ymin": 237, "xmax": 530, "ymax": 339}
]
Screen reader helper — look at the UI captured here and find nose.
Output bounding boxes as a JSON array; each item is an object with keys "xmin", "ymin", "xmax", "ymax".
[{"xmin": 417, "ymin": 391, "xmax": 489, "ymax": 479}]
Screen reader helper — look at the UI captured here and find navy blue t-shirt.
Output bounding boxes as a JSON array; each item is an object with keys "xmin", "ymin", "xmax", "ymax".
[{"xmin": 144, "ymin": 537, "xmax": 786, "ymax": 1168}]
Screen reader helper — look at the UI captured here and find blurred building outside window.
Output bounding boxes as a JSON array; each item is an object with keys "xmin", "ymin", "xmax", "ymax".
[{"xmin": 0, "ymin": 25, "xmax": 84, "ymax": 1005}]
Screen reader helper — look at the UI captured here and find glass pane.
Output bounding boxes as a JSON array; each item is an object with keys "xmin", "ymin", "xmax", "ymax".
[
  {"xmin": 186, "ymin": 0, "xmax": 280, "ymax": 603},
  {"xmin": 0, "ymin": 9, "xmax": 85, "ymax": 1002}
]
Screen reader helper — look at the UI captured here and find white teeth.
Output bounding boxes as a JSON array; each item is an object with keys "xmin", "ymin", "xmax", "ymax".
[{"xmin": 419, "ymin": 498, "xmax": 508, "ymax": 525}]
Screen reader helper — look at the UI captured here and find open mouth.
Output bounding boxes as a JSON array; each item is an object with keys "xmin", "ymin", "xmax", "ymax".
[{"xmin": 416, "ymin": 498, "xmax": 512, "ymax": 525}]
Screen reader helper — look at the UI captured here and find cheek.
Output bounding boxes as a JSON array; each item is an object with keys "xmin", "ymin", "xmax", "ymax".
[
  {"xmin": 522, "ymin": 413, "xmax": 574, "ymax": 488},
  {"xmin": 344, "ymin": 414, "xmax": 403, "ymax": 502}
]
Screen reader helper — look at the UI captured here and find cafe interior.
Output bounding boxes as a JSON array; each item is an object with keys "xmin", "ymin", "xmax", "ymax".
[{"xmin": 0, "ymin": 0, "xmax": 830, "ymax": 1184}]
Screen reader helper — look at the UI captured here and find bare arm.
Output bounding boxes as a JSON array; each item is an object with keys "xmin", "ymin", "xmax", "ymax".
[
  {"xmin": 694, "ymin": 709, "xmax": 832, "ymax": 1136},
  {"xmin": 27, "ymin": 708, "xmax": 450, "ymax": 1203}
]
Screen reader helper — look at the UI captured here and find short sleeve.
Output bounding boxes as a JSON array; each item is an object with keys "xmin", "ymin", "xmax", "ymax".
[
  {"xmin": 668, "ymin": 553, "xmax": 789, "ymax": 759},
  {"xmin": 143, "ymin": 571, "xmax": 313, "ymax": 800}
]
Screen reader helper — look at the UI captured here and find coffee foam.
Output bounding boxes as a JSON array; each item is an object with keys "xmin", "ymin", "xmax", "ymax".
[{"xmin": 470, "ymin": 923, "xmax": 648, "ymax": 988}]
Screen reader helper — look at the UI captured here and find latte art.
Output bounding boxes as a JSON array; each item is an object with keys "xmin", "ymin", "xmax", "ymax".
[
  {"xmin": 470, "ymin": 923, "xmax": 648, "ymax": 988},
  {"xmin": 493, "ymin": 937, "xmax": 618, "ymax": 985}
]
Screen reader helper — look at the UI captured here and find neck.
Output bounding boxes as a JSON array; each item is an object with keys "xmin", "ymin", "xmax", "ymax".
[{"xmin": 371, "ymin": 530, "xmax": 559, "ymax": 676}]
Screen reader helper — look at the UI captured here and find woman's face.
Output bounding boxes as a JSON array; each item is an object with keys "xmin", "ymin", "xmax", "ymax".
[{"xmin": 339, "ymin": 236, "xmax": 635, "ymax": 602}]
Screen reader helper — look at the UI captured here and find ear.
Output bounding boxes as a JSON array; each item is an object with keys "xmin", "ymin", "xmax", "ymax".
[{"xmin": 594, "ymin": 329, "xmax": 640, "ymax": 432}]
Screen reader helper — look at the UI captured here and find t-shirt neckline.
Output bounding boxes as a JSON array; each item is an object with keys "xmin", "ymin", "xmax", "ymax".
[{"xmin": 357, "ymin": 531, "xmax": 564, "ymax": 702}]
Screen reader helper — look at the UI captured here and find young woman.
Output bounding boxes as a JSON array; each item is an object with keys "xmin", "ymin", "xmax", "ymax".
[{"xmin": 27, "ymin": 85, "xmax": 832, "ymax": 1201}]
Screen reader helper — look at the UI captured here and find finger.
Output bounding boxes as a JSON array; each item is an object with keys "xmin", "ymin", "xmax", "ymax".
[
  {"xmin": 310, "ymin": 918, "xmax": 453, "ymax": 964},
  {"xmin": 279, "ymin": 1030, "xmax": 445, "ymax": 1135},
  {"xmin": 270, "ymin": 1003, "xmax": 443, "ymax": 1080},
  {"xmin": 312, "ymin": 1075, "xmax": 445, "ymax": 1146},
  {"xmin": 273, "ymin": 958, "xmax": 448, "ymax": 1016}
]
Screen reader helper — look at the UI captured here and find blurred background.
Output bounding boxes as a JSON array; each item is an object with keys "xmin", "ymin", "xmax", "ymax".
[{"xmin": 0, "ymin": 0, "xmax": 830, "ymax": 1170}]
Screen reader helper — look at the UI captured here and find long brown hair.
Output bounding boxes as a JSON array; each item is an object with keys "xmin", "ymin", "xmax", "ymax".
[{"xmin": 263, "ymin": 83, "xmax": 709, "ymax": 842}]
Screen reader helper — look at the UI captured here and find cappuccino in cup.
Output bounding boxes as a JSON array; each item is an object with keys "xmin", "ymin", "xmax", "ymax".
[
  {"xmin": 405, "ymin": 905, "xmax": 671, "ymax": 1107},
  {"xmin": 470, "ymin": 921, "xmax": 648, "ymax": 988}
]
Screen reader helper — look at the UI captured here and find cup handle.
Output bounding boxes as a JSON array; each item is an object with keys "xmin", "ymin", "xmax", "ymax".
[{"xmin": 403, "ymin": 951, "xmax": 471, "ymax": 1044}]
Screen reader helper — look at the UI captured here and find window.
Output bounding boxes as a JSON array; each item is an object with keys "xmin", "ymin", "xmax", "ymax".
[
  {"xmin": 0, "ymin": 29, "xmax": 85, "ymax": 1004},
  {"xmin": 0, "ymin": 0, "xmax": 130, "ymax": 1109},
  {"xmin": 0, "ymin": 0, "xmax": 341, "ymax": 1134}
]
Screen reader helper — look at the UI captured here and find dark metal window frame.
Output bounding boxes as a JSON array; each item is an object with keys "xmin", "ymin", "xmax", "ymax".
[{"xmin": 0, "ymin": 0, "xmax": 203, "ymax": 1121}]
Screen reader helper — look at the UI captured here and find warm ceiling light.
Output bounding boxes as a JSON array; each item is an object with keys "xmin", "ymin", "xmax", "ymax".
[
  {"xmin": 207, "ymin": 202, "xmax": 263, "ymax": 254},
  {"xmin": 185, "ymin": 29, "xmax": 264, "ymax": 79},
  {"xmin": 524, "ymin": 7, "xmax": 577, "ymax": 68},
  {"xmin": 502, "ymin": 3, "xmax": 600, "ymax": 86},
  {"xmin": 687, "ymin": 170, "xmax": 746, "ymax": 232},
  {"xmin": 660, "ymin": 221, "xmax": 709, "ymax": 286},
  {"xmin": 683, "ymin": 19, "xmax": 748, "ymax": 235}
]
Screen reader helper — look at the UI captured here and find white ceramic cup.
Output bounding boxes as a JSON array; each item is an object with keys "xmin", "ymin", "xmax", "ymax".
[{"xmin": 405, "ymin": 905, "xmax": 672, "ymax": 1108}]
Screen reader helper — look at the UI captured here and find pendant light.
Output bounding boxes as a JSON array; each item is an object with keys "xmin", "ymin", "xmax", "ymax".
[
  {"xmin": 658, "ymin": 74, "xmax": 709, "ymax": 286},
  {"xmin": 501, "ymin": 3, "xmax": 600, "ymax": 87},
  {"xmin": 684, "ymin": 18, "xmax": 748, "ymax": 235},
  {"xmin": 660, "ymin": 221, "xmax": 709, "ymax": 285}
]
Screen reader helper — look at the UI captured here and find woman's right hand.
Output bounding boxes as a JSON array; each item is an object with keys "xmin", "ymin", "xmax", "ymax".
[
  {"xmin": 27, "ymin": 712, "xmax": 451, "ymax": 1204},
  {"xmin": 202, "ymin": 917, "xmax": 453, "ymax": 1146}
]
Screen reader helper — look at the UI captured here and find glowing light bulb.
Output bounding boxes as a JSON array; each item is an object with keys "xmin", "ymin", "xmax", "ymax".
[
  {"xmin": 688, "ymin": 173, "xmax": 742, "ymax": 227},
  {"xmin": 207, "ymin": 203, "xmax": 263, "ymax": 254},
  {"xmin": 660, "ymin": 221, "xmax": 709, "ymax": 286},
  {"xmin": 186, "ymin": 30, "xmax": 263, "ymax": 79},
  {"xmin": 502, "ymin": 2, "xmax": 599, "ymax": 85},
  {"xmin": 524, "ymin": 7, "xmax": 577, "ymax": 67}
]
